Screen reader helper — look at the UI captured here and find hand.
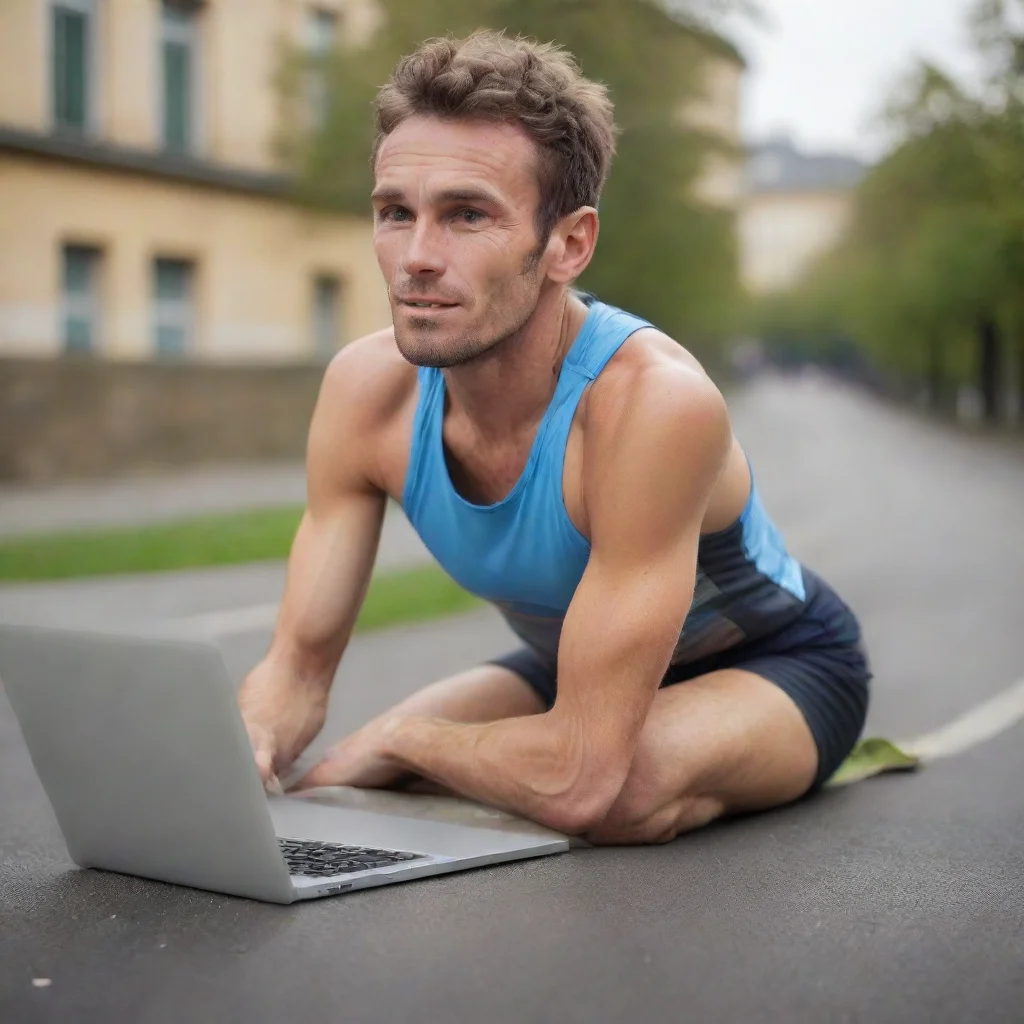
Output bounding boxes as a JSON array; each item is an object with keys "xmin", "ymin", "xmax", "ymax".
[
  {"xmin": 238, "ymin": 661, "xmax": 329, "ymax": 792},
  {"xmin": 291, "ymin": 715, "xmax": 414, "ymax": 792}
]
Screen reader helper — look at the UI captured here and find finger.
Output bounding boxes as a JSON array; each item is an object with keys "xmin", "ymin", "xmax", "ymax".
[
  {"xmin": 265, "ymin": 773, "xmax": 285, "ymax": 796},
  {"xmin": 290, "ymin": 759, "xmax": 337, "ymax": 792},
  {"xmin": 252, "ymin": 745, "xmax": 275, "ymax": 784}
]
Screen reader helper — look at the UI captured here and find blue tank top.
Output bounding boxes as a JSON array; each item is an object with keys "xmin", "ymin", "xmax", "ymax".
[{"xmin": 402, "ymin": 295, "xmax": 807, "ymax": 669}]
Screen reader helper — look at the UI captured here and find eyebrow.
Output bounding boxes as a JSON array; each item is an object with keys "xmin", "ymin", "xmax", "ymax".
[
  {"xmin": 370, "ymin": 186, "xmax": 505, "ymax": 207},
  {"xmin": 370, "ymin": 186, "xmax": 404, "ymax": 205}
]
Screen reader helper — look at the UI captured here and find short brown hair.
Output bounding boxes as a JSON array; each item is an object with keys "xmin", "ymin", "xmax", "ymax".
[{"xmin": 373, "ymin": 30, "xmax": 617, "ymax": 245}]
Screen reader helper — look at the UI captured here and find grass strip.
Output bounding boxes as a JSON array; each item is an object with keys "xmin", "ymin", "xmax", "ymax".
[
  {"xmin": 355, "ymin": 564, "xmax": 481, "ymax": 633},
  {"xmin": 0, "ymin": 506, "xmax": 308, "ymax": 582},
  {"xmin": 0, "ymin": 508, "xmax": 483, "ymax": 632}
]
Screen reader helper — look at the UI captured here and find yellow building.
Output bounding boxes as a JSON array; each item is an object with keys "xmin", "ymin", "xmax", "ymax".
[
  {"xmin": 739, "ymin": 136, "xmax": 866, "ymax": 295},
  {"xmin": 0, "ymin": 0, "xmax": 390, "ymax": 363},
  {"xmin": 0, "ymin": 1, "xmax": 744, "ymax": 364}
]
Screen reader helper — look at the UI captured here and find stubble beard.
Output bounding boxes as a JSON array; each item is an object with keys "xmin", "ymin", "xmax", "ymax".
[{"xmin": 393, "ymin": 247, "xmax": 545, "ymax": 369}]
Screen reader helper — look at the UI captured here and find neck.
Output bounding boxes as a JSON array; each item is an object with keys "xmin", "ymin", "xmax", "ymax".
[{"xmin": 442, "ymin": 288, "xmax": 589, "ymax": 441}]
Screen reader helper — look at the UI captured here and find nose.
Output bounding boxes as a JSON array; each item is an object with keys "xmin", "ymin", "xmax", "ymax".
[{"xmin": 401, "ymin": 219, "xmax": 446, "ymax": 277}]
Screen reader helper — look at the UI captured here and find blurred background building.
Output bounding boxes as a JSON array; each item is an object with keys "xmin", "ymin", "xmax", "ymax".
[
  {"xmin": 0, "ymin": 0, "xmax": 745, "ymax": 366},
  {"xmin": 0, "ymin": 0, "xmax": 390, "ymax": 364},
  {"xmin": 739, "ymin": 135, "xmax": 865, "ymax": 295},
  {"xmin": 15, "ymin": 0, "xmax": 978, "ymax": 485}
]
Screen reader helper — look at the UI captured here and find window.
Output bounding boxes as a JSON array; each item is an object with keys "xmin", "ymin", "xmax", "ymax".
[
  {"xmin": 52, "ymin": 0, "xmax": 95, "ymax": 132},
  {"xmin": 161, "ymin": 2, "xmax": 199, "ymax": 154},
  {"xmin": 304, "ymin": 8, "xmax": 338, "ymax": 128},
  {"xmin": 305, "ymin": 8, "xmax": 338, "ymax": 56},
  {"xmin": 61, "ymin": 245, "xmax": 102, "ymax": 354},
  {"xmin": 312, "ymin": 275, "xmax": 342, "ymax": 359},
  {"xmin": 153, "ymin": 258, "xmax": 195, "ymax": 357}
]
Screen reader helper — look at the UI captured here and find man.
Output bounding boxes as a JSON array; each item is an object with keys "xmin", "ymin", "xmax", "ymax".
[{"xmin": 239, "ymin": 30, "xmax": 870, "ymax": 844}]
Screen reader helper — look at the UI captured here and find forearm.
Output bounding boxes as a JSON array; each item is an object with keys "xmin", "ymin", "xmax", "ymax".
[
  {"xmin": 382, "ymin": 713, "xmax": 620, "ymax": 833},
  {"xmin": 256, "ymin": 630, "xmax": 341, "ymax": 697},
  {"xmin": 240, "ymin": 645, "xmax": 334, "ymax": 713},
  {"xmin": 256, "ymin": 495, "xmax": 384, "ymax": 692}
]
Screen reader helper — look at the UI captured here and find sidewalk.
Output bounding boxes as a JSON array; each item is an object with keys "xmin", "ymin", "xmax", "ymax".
[
  {"xmin": 0, "ymin": 460, "xmax": 434, "ymax": 574},
  {"xmin": 0, "ymin": 461, "xmax": 308, "ymax": 537}
]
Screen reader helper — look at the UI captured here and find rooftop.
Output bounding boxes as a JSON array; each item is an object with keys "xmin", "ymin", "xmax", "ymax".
[{"xmin": 746, "ymin": 135, "xmax": 867, "ymax": 194}]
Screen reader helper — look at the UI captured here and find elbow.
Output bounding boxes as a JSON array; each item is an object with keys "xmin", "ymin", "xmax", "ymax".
[
  {"xmin": 535, "ymin": 783, "xmax": 622, "ymax": 836},
  {"xmin": 526, "ymin": 720, "xmax": 634, "ymax": 834}
]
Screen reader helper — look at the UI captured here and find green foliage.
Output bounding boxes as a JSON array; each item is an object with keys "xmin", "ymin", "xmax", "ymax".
[
  {"xmin": 276, "ymin": 0, "xmax": 749, "ymax": 355},
  {"xmin": 751, "ymin": 0, "xmax": 1024, "ymax": 405}
]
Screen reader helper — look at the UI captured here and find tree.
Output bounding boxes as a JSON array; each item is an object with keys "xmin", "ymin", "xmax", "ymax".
[
  {"xmin": 754, "ymin": 0, "xmax": 1023, "ymax": 420},
  {"xmin": 276, "ymin": 1, "xmax": 753, "ymax": 366}
]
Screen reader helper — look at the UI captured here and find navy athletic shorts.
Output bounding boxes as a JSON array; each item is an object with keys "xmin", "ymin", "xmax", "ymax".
[{"xmin": 488, "ymin": 567, "xmax": 871, "ymax": 791}]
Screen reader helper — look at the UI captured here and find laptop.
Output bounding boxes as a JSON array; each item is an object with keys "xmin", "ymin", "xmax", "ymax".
[{"xmin": 0, "ymin": 622, "xmax": 570, "ymax": 905}]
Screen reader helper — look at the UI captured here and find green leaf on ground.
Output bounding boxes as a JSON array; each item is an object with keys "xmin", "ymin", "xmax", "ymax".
[{"xmin": 827, "ymin": 737, "xmax": 920, "ymax": 788}]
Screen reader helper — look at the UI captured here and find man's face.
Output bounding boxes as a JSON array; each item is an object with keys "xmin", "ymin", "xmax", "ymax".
[{"xmin": 372, "ymin": 115, "xmax": 550, "ymax": 368}]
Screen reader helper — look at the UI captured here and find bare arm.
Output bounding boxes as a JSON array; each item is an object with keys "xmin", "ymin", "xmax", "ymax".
[
  {"xmin": 238, "ymin": 338, "xmax": 398, "ymax": 785},
  {"xmin": 381, "ymin": 358, "xmax": 732, "ymax": 833}
]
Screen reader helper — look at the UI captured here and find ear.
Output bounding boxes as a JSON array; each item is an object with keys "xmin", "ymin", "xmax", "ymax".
[{"xmin": 546, "ymin": 207, "xmax": 600, "ymax": 284}]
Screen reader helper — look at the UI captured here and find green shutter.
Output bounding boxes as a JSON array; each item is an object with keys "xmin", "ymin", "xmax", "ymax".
[
  {"xmin": 63, "ymin": 246, "xmax": 91, "ymax": 294},
  {"xmin": 53, "ymin": 8, "xmax": 89, "ymax": 130},
  {"xmin": 64, "ymin": 316, "xmax": 93, "ymax": 352},
  {"xmin": 62, "ymin": 247, "xmax": 96, "ymax": 354},
  {"xmin": 314, "ymin": 277, "xmax": 339, "ymax": 358},
  {"xmin": 155, "ymin": 259, "xmax": 188, "ymax": 300},
  {"xmin": 153, "ymin": 259, "xmax": 193, "ymax": 358},
  {"xmin": 163, "ymin": 41, "xmax": 192, "ymax": 153}
]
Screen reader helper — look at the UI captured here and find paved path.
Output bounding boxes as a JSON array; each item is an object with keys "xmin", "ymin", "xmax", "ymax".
[
  {"xmin": 0, "ymin": 461, "xmax": 309, "ymax": 537},
  {"xmin": 2, "ymin": 375, "xmax": 1023, "ymax": 1023}
]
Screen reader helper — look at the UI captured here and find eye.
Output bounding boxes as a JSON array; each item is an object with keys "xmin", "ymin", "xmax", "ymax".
[
  {"xmin": 379, "ymin": 206, "xmax": 412, "ymax": 223},
  {"xmin": 454, "ymin": 208, "xmax": 486, "ymax": 224}
]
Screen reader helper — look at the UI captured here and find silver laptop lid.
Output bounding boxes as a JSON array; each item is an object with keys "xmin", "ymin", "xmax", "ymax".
[{"xmin": 0, "ymin": 623, "xmax": 295, "ymax": 904}]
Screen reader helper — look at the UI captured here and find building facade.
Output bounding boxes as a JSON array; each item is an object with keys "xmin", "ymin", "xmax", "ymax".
[
  {"xmin": 739, "ymin": 136, "xmax": 866, "ymax": 295},
  {"xmin": 0, "ymin": 0, "xmax": 389, "ymax": 363},
  {"xmin": 0, "ymin": 1, "xmax": 744, "ymax": 365}
]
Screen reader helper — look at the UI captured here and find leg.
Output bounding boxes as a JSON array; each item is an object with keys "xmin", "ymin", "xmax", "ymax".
[
  {"xmin": 584, "ymin": 668, "xmax": 820, "ymax": 845},
  {"xmin": 380, "ymin": 662, "xmax": 547, "ymax": 724}
]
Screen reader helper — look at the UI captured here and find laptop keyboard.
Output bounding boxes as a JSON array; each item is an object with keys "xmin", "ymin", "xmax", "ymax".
[{"xmin": 278, "ymin": 838, "xmax": 426, "ymax": 877}]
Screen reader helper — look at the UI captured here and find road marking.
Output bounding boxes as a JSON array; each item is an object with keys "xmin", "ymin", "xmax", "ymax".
[
  {"xmin": 173, "ymin": 603, "xmax": 280, "ymax": 637},
  {"xmin": 899, "ymin": 677, "xmax": 1024, "ymax": 762}
]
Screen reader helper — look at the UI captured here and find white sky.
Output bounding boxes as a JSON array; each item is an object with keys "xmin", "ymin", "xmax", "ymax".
[{"xmin": 722, "ymin": 0, "xmax": 983, "ymax": 160}]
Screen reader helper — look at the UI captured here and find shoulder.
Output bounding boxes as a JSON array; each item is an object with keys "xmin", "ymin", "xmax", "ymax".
[
  {"xmin": 582, "ymin": 326, "xmax": 731, "ymax": 465},
  {"xmin": 307, "ymin": 327, "xmax": 417, "ymax": 492},
  {"xmin": 317, "ymin": 327, "xmax": 417, "ymax": 431},
  {"xmin": 577, "ymin": 327, "xmax": 733, "ymax": 548}
]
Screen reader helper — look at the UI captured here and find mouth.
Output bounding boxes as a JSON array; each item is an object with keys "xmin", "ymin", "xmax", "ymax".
[{"xmin": 399, "ymin": 299, "xmax": 459, "ymax": 311}]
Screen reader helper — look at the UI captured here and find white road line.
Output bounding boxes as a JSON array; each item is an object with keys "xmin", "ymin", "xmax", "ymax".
[
  {"xmin": 173, "ymin": 603, "xmax": 280, "ymax": 637},
  {"xmin": 899, "ymin": 677, "xmax": 1024, "ymax": 762}
]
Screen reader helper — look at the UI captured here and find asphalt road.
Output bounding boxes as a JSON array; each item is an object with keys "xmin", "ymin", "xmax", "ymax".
[{"xmin": 2, "ymin": 374, "xmax": 1023, "ymax": 1023}]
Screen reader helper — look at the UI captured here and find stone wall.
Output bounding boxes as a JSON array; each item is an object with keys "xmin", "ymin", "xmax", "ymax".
[{"xmin": 0, "ymin": 357, "xmax": 325, "ymax": 482}]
